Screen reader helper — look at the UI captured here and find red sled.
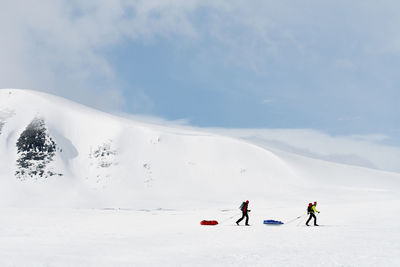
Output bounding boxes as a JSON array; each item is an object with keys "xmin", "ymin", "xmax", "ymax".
[{"xmin": 200, "ymin": 220, "xmax": 218, "ymax": 225}]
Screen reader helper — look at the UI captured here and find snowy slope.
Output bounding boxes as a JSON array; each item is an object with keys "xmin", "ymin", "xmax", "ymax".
[
  {"xmin": 1, "ymin": 89, "xmax": 400, "ymax": 266},
  {"xmin": 0, "ymin": 89, "xmax": 298, "ymax": 208},
  {"xmin": 1, "ymin": 88, "xmax": 399, "ymax": 208}
]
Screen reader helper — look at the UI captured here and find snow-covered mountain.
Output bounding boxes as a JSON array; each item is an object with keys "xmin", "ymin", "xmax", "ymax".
[
  {"xmin": 0, "ymin": 89, "xmax": 399, "ymax": 208},
  {"xmin": 2, "ymin": 89, "xmax": 400, "ymax": 266}
]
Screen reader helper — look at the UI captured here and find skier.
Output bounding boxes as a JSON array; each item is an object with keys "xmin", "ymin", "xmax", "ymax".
[
  {"xmin": 306, "ymin": 201, "xmax": 320, "ymax": 226},
  {"xmin": 236, "ymin": 200, "xmax": 251, "ymax": 226}
]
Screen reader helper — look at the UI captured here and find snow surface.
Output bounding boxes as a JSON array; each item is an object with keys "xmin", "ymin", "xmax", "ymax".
[{"xmin": 0, "ymin": 88, "xmax": 399, "ymax": 266}]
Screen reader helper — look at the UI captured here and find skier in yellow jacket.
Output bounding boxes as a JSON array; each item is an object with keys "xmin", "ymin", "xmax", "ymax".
[{"xmin": 306, "ymin": 201, "xmax": 320, "ymax": 226}]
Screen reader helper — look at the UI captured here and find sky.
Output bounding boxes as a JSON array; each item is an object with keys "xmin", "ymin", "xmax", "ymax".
[{"xmin": 1, "ymin": 0, "xmax": 400, "ymax": 144}]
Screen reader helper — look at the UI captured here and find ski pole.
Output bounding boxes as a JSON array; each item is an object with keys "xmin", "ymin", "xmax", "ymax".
[
  {"xmin": 219, "ymin": 212, "xmax": 242, "ymax": 224},
  {"xmin": 297, "ymin": 214, "xmax": 307, "ymax": 226},
  {"xmin": 285, "ymin": 214, "xmax": 305, "ymax": 225}
]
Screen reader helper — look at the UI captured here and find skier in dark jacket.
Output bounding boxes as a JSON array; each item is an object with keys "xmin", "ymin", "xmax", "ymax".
[
  {"xmin": 236, "ymin": 200, "xmax": 251, "ymax": 226},
  {"xmin": 306, "ymin": 201, "xmax": 320, "ymax": 226}
]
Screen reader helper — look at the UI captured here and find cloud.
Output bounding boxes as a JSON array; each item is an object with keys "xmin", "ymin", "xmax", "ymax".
[
  {"xmin": 262, "ymin": 98, "xmax": 275, "ymax": 104},
  {"xmin": 2, "ymin": 1, "xmax": 399, "ymax": 83},
  {"xmin": 0, "ymin": 0, "xmax": 206, "ymax": 111},
  {"xmin": 1, "ymin": 0, "xmax": 400, "ymax": 136}
]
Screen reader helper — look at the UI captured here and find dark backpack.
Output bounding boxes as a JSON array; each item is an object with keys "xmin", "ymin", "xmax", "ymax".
[
  {"xmin": 239, "ymin": 202, "xmax": 246, "ymax": 211},
  {"xmin": 307, "ymin": 206, "xmax": 312, "ymax": 213}
]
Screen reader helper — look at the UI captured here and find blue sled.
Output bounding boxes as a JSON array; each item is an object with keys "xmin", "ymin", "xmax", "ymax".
[{"xmin": 263, "ymin": 220, "xmax": 284, "ymax": 225}]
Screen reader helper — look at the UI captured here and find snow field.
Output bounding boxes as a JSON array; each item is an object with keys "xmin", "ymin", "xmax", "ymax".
[
  {"xmin": 1, "ymin": 89, "xmax": 400, "ymax": 266},
  {"xmin": 0, "ymin": 200, "xmax": 399, "ymax": 266}
]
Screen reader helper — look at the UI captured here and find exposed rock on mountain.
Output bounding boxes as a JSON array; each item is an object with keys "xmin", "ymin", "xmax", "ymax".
[{"xmin": 15, "ymin": 118, "xmax": 62, "ymax": 180}]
